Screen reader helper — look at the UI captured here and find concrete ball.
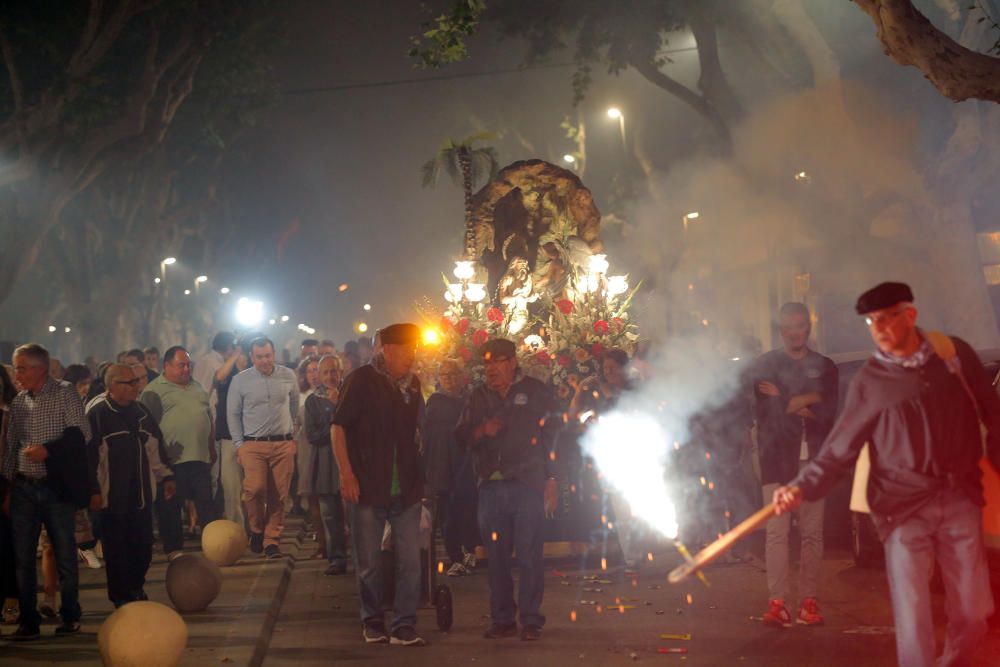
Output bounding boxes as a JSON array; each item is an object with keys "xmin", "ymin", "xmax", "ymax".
[
  {"xmin": 165, "ymin": 553, "xmax": 222, "ymax": 612},
  {"xmin": 98, "ymin": 600, "xmax": 187, "ymax": 667},
  {"xmin": 201, "ymin": 519, "xmax": 247, "ymax": 566}
]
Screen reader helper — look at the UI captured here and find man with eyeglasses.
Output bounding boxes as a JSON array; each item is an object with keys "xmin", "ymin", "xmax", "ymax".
[
  {"xmin": 455, "ymin": 338, "xmax": 560, "ymax": 642},
  {"xmin": 141, "ymin": 346, "xmax": 216, "ymax": 557},
  {"xmin": 87, "ymin": 364, "xmax": 175, "ymax": 607},
  {"xmin": 2, "ymin": 343, "xmax": 97, "ymax": 640},
  {"xmin": 773, "ymin": 282, "xmax": 1000, "ymax": 666},
  {"xmin": 751, "ymin": 302, "xmax": 838, "ymax": 628}
]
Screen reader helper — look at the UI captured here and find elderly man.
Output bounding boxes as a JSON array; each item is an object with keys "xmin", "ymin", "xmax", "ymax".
[
  {"xmin": 774, "ymin": 282, "xmax": 1000, "ymax": 667},
  {"xmin": 455, "ymin": 338, "xmax": 560, "ymax": 642},
  {"xmin": 141, "ymin": 346, "xmax": 215, "ymax": 555},
  {"xmin": 88, "ymin": 364, "xmax": 175, "ymax": 607},
  {"xmin": 228, "ymin": 337, "xmax": 299, "ymax": 559},
  {"xmin": 333, "ymin": 323, "xmax": 427, "ymax": 647},
  {"xmin": 2, "ymin": 343, "xmax": 98, "ymax": 640}
]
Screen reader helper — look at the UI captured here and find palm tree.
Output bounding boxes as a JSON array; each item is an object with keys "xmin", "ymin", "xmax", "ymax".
[{"xmin": 421, "ymin": 132, "xmax": 499, "ymax": 260}]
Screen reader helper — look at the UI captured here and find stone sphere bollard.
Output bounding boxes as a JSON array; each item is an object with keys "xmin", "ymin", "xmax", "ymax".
[
  {"xmin": 98, "ymin": 600, "xmax": 187, "ymax": 666},
  {"xmin": 165, "ymin": 553, "xmax": 222, "ymax": 612},
  {"xmin": 201, "ymin": 519, "xmax": 247, "ymax": 566}
]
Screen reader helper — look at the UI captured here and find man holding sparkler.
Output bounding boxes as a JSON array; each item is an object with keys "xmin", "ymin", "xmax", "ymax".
[{"xmin": 774, "ymin": 282, "xmax": 1000, "ymax": 666}]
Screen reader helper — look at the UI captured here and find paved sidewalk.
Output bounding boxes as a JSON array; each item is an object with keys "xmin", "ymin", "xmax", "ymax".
[{"xmin": 0, "ymin": 522, "xmax": 304, "ymax": 666}]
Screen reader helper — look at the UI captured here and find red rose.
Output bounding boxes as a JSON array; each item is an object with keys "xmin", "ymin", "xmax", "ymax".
[
  {"xmin": 593, "ymin": 320, "xmax": 610, "ymax": 336},
  {"xmin": 459, "ymin": 347, "xmax": 473, "ymax": 362},
  {"xmin": 439, "ymin": 316, "xmax": 452, "ymax": 331},
  {"xmin": 456, "ymin": 318, "xmax": 470, "ymax": 335},
  {"xmin": 591, "ymin": 342, "xmax": 605, "ymax": 357},
  {"xmin": 534, "ymin": 350, "xmax": 551, "ymax": 365},
  {"xmin": 557, "ymin": 355, "xmax": 571, "ymax": 368},
  {"xmin": 612, "ymin": 317, "xmax": 625, "ymax": 331},
  {"xmin": 556, "ymin": 299, "xmax": 574, "ymax": 315},
  {"xmin": 487, "ymin": 307, "xmax": 504, "ymax": 324},
  {"xmin": 472, "ymin": 329, "xmax": 489, "ymax": 346}
]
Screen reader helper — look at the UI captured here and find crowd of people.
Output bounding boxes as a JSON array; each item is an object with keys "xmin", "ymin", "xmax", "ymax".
[{"xmin": 0, "ymin": 281, "xmax": 998, "ymax": 664}]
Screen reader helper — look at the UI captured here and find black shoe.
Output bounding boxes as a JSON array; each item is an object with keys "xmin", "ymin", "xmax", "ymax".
[
  {"xmin": 483, "ymin": 622, "xmax": 518, "ymax": 639},
  {"xmin": 8, "ymin": 624, "xmax": 41, "ymax": 641},
  {"xmin": 249, "ymin": 532, "xmax": 264, "ymax": 554},
  {"xmin": 362, "ymin": 622, "xmax": 389, "ymax": 644},
  {"xmin": 264, "ymin": 544, "xmax": 283, "ymax": 559},
  {"xmin": 324, "ymin": 562, "xmax": 347, "ymax": 576},
  {"xmin": 389, "ymin": 626, "xmax": 428, "ymax": 646},
  {"xmin": 55, "ymin": 621, "xmax": 81, "ymax": 636},
  {"xmin": 520, "ymin": 625, "xmax": 542, "ymax": 641}
]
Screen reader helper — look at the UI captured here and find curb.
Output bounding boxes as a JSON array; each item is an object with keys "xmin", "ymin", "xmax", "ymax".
[{"xmin": 246, "ymin": 524, "xmax": 307, "ymax": 667}]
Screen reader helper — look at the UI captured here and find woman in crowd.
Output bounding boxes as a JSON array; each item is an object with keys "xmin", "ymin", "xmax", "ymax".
[
  {"xmin": 63, "ymin": 365, "xmax": 92, "ymax": 402},
  {"xmin": 303, "ymin": 355, "xmax": 348, "ymax": 575},
  {"xmin": 291, "ymin": 356, "xmax": 321, "ymax": 519}
]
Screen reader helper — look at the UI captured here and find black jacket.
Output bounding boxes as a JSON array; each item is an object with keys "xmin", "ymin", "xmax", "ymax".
[
  {"xmin": 423, "ymin": 392, "xmax": 467, "ymax": 494},
  {"xmin": 87, "ymin": 397, "xmax": 174, "ymax": 513},
  {"xmin": 792, "ymin": 336, "xmax": 1000, "ymax": 539},
  {"xmin": 454, "ymin": 373, "xmax": 559, "ymax": 493},
  {"xmin": 44, "ymin": 427, "xmax": 95, "ymax": 509},
  {"xmin": 752, "ymin": 348, "xmax": 838, "ymax": 485},
  {"xmin": 332, "ymin": 365, "xmax": 424, "ymax": 508}
]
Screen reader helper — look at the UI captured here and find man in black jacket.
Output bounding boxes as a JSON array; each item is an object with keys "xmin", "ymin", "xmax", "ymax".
[
  {"xmin": 455, "ymin": 338, "xmax": 560, "ymax": 642},
  {"xmin": 751, "ymin": 302, "xmax": 838, "ymax": 628},
  {"xmin": 332, "ymin": 323, "xmax": 427, "ymax": 647},
  {"xmin": 774, "ymin": 282, "xmax": 1000, "ymax": 667},
  {"xmin": 88, "ymin": 364, "xmax": 176, "ymax": 607}
]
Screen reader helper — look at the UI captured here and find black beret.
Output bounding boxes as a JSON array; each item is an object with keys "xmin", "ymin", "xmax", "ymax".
[
  {"xmin": 479, "ymin": 338, "xmax": 516, "ymax": 361},
  {"xmin": 379, "ymin": 323, "xmax": 420, "ymax": 345},
  {"xmin": 855, "ymin": 282, "xmax": 914, "ymax": 315}
]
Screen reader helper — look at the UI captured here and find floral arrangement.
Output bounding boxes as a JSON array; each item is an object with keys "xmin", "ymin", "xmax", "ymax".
[{"xmin": 416, "ymin": 255, "xmax": 639, "ymax": 401}]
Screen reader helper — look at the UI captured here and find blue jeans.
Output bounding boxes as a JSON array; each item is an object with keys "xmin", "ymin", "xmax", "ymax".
[
  {"xmin": 478, "ymin": 479, "xmax": 546, "ymax": 627},
  {"xmin": 317, "ymin": 493, "xmax": 347, "ymax": 566},
  {"xmin": 884, "ymin": 488, "xmax": 994, "ymax": 667},
  {"xmin": 348, "ymin": 497, "xmax": 421, "ymax": 631},
  {"xmin": 11, "ymin": 480, "xmax": 81, "ymax": 627}
]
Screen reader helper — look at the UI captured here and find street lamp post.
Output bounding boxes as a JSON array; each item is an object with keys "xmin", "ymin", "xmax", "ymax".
[{"xmin": 607, "ymin": 107, "xmax": 626, "ymax": 149}]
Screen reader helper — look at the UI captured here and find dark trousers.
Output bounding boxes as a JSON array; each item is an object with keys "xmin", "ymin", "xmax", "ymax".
[
  {"xmin": 155, "ymin": 481, "xmax": 184, "ymax": 554},
  {"xmin": 438, "ymin": 486, "xmax": 479, "ymax": 564},
  {"xmin": 478, "ymin": 479, "xmax": 546, "ymax": 628},
  {"xmin": 173, "ymin": 461, "xmax": 216, "ymax": 528},
  {"xmin": 317, "ymin": 493, "xmax": 347, "ymax": 566},
  {"xmin": 0, "ymin": 508, "xmax": 18, "ymax": 600},
  {"xmin": 101, "ymin": 507, "xmax": 154, "ymax": 607},
  {"xmin": 11, "ymin": 480, "xmax": 80, "ymax": 628}
]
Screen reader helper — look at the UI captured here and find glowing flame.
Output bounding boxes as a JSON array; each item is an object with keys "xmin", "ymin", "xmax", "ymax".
[{"xmin": 581, "ymin": 411, "xmax": 678, "ymax": 539}]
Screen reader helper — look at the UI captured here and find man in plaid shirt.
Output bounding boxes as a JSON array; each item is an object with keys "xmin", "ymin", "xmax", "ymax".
[{"xmin": 2, "ymin": 343, "xmax": 98, "ymax": 641}]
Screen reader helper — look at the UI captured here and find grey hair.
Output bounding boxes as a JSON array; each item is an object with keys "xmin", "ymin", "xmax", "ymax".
[
  {"xmin": 13, "ymin": 343, "xmax": 50, "ymax": 370},
  {"xmin": 104, "ymin": 363, "xmax": 134, "ymax": 387}
]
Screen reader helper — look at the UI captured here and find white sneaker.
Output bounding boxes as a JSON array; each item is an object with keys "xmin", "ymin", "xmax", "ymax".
[
  {"xmin": 446, "ymin": 562, "xmax": 469, "ymax": 577},
  {"xmin": 78, "ymin": 548, "xmax": 102, "ymax": 569}
]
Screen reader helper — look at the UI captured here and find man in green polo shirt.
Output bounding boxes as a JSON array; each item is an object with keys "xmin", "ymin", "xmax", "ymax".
[{"xmin": 141, "ymin": 346, "xmax": 216, "ymax": 556}]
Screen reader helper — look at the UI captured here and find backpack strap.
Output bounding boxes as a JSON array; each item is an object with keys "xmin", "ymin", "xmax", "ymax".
[{"xmin": 926, "ymin": 331, "xmax": 981, "ymax": 425}]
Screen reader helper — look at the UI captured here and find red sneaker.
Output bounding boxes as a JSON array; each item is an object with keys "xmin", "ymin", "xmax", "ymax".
[
  {"xmin": 762, "ymin": 599, "xmax": 792, "ymax": 628},
  {"xmin": 797, "ymin": 597, "xmax": 824, "ymax": 626}
]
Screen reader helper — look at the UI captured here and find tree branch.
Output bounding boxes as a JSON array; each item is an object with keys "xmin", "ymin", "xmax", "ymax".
[{"xmin": 853, "ymin": 0, "xmax": 1000, "ymax": 102}]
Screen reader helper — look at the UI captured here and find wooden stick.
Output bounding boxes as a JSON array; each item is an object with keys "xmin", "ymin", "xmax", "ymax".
[{"xmin": 668, "ymin": 502, "xmax": 779, "ymax": 584}]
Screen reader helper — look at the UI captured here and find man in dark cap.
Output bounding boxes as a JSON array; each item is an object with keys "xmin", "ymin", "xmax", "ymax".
[
  {"xmin": 455, "ymin": 338, "xmax": 560, "ymax": 641},
  {"xmin": 773, "ymin": 282, "xmax": 1000, "ymax": 666},
  {"xmin": 332, "ymin": 322, "xmax": 428, "ymax": 646}
]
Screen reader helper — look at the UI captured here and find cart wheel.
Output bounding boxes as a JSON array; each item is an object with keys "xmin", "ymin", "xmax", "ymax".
[{"xmin": 435, "ymin": 584, "xmax": 453, "ymax": 631}]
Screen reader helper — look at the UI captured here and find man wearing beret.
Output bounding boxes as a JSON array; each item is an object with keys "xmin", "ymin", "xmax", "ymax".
[
  {"xmin": 455, "ymin": 338, "xmax": 561, "ymax": 641},
  {"xmin": 774, "ymin": 282, "xmax": 1000, "ymax": 666},
  {"xmin": 332, "ymin": 323, "xmax": 427, "ymax": 647}
]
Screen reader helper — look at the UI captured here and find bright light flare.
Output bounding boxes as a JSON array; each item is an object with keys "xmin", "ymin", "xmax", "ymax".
[
  {"xmin": 363, "ymin": 303, "xmax": 371, "ymax": 311},
  {"xmin": 183, "ymin": 289, "xmax": 191, "ymax": 295},
  {"xmin": 607, "ymin": 107, "xmax": 622, "ymax": 119},
  {"xmin": 453, "ymin": 260, "xmax": 476, "ymax": 281},
  {"xmin": 581, "ymin": 411, "xmax": 678, "ymax": 539},
  {"xmin": 563, "ymin": 154, "xmax": 576, "ymax": 164},
  {"xmin": 235, "ymin": 297, "xmax": 264, "ymax": 327},
  {"xmin": 154, "ymin": 277, "xmax": 161, "ymax": 284},
  {"xmin": 47, "ymin": 325, "xmax": 56, "ymax": 333},
  {"xmin": 220, "ymin": 287, "xmax": 230, "ymax": 294},
  {"xmin": 195, "ymin": 275, "xmax": 208, "ymax": 283},
  {"xmin": 607, "ymin": 275, "xmax": 629, "ymax": 297},
  {"xmin": 357, "ymin": 322, "xmax": 369, "ymax": 334},
  {"xmin": 338, "ymin": 283, "xmax": 349, "ymax": 292},
  {"xmin": 422, "ymin": 328, "xmax": 441, "ymax": 345},
  {"xmin": 162, "ymin": 257, "xmax": 177, "ymax": 265},
  {"xmin": 588, "ymin": 253, "xmax": 609, "ymax": 275}
]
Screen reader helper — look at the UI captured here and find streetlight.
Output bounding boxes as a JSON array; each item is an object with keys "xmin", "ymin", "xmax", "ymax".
[
  {"xmin": 48, "ymin": 325, "xmax": 56, "ymax": 333},
  {"xmin": 162, "ymin": 257, "xmax": 177, "ymax": 265},
  {"xmin": 220, "ymin": 286, "xmax": 230, "ymax": 294},
  {"xmin": 183, "ymin": 289, "xmax": 191, "ymax": 295},
  {"xmin": 357, "ymin": 322, "xmax": 369, "ymax": 334},
  {"xmin": 563, "ymin": 154, "xmax": 576, "ymax": 164},
  {"xmin": 160, "ymin": 256, "xmax": 176, "ymax": 281},
  {"xmin": 607, "ymin": 106, "xmax": 626, "ymax": 149},
  {"xmin": 64, "ymin": 327, "xmax": 71, "ymax": 333},
  {"xmin": 195, "ymin": 275, "xmax": 208, "ymax": 283},
  {"xmin": 363, "ymin": 303, "xmax": 371, "ymax": 311},
  {"xmin": 683, "ymin": 211, "xmax": 700, "ymax": 232},
  {"xmin": 280, "ymin": 315, "xmax": 289, "ymax": 322},
  {"xmin": 154, "ymin": 277, "xmax": 161, "ymax": 284},
  {"xmin": 235, "ymin": 297, "xmax": 264, "ymax": 327}
]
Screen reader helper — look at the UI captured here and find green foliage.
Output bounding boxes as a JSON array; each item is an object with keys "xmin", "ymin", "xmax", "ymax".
[
  {"xmin": 421, "ymin": 131, "xmax": 499, "ymax": 190},
  {"xmin": 409, "ymin": 0, "xmax": 487, "ymax": 69}
]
